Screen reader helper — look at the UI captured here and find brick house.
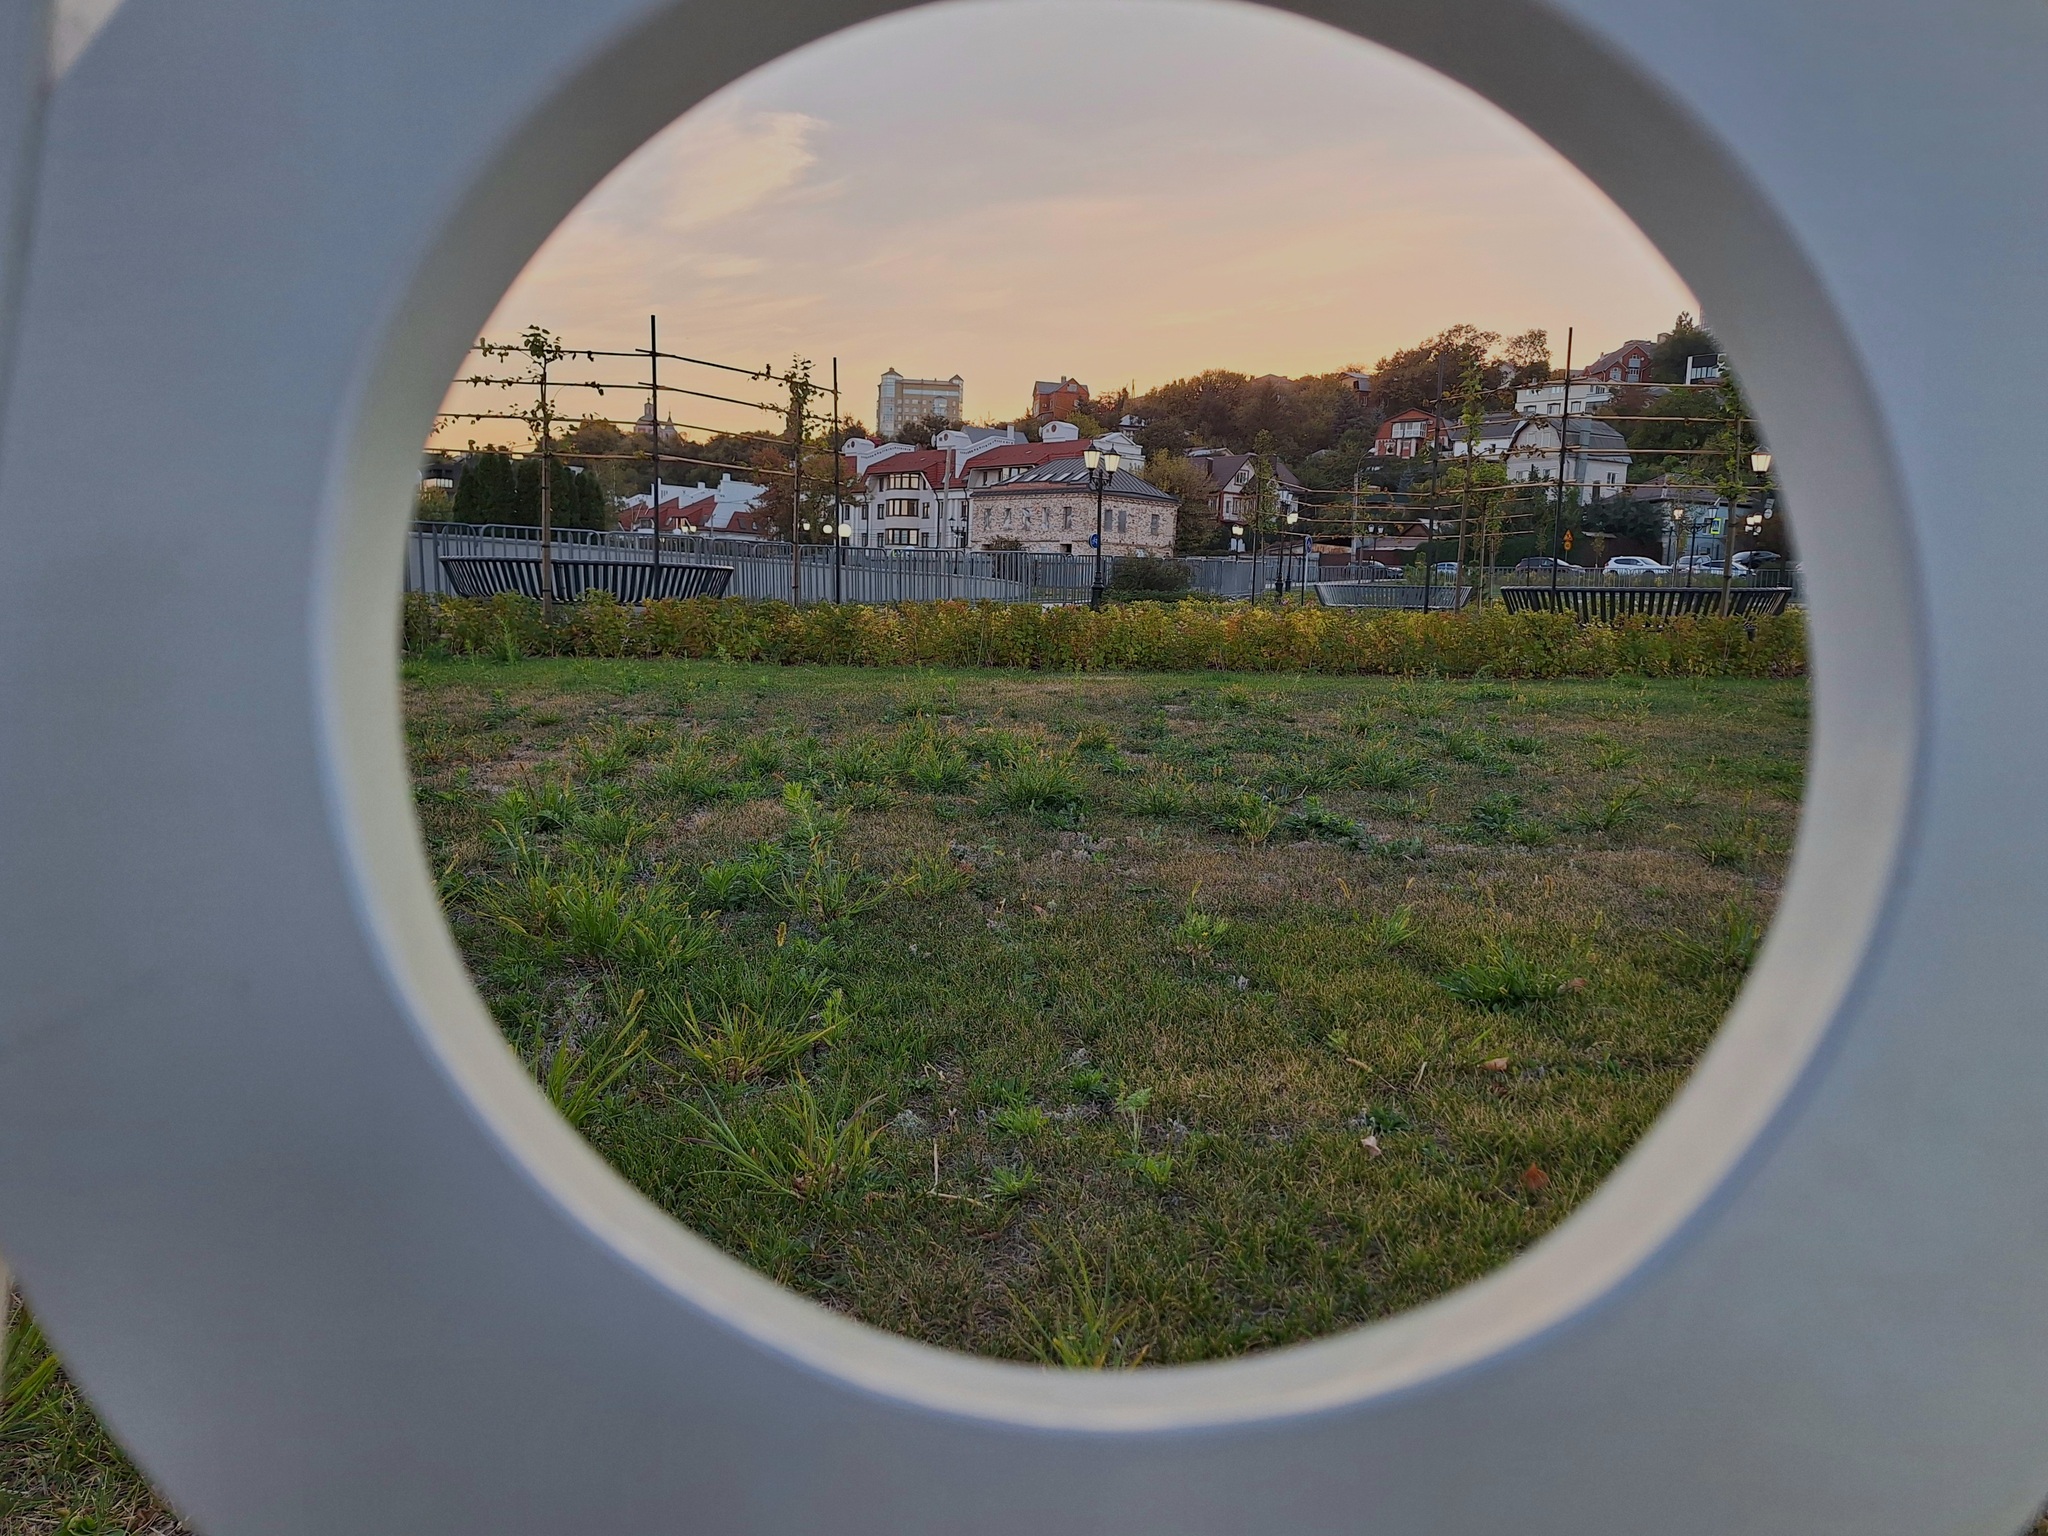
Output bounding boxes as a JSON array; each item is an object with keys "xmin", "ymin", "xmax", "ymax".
[
  {"xmin": 1373, "ymin": 408, "xmax": 1453, "ymax": 458},
  {"xmin": 1581, "ymin": 340, "xmax": 1656, "ymax": 385},
  {"xmin": 1031, "ymin": 377, "xmax": 1089, "ymax": 420}
]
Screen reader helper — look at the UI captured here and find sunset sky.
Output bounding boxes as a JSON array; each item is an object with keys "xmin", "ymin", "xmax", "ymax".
[{"xmin": 439, "ymin": 0, "xmax": 1696, "ymax": 446}]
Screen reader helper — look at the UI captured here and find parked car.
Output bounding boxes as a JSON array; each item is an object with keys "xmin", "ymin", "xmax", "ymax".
[
  {"xmin": 1672, "ymin": 554, "xmax": 1725, "ymax": 575},
  {"xmin": 1730, "ymin": 550, "xmax": 1786, "ymax": 575},
  {"xmin": 1605, "ymin": 555, "xmax": 1671, "ymax": 576},
  {"xmin": 1432, "ymin": 561, "xmax": 1461, "ymax": 578},
  {"xmin": 1349, "ymin": 560, "xmax": 1404, "ymax": 581},
  {"xmin": 1513, "ymin": 556, "xmax": 1582, "ymax": 573}
]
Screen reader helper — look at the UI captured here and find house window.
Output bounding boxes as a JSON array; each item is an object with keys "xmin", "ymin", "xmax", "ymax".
[
  {"xmin": 884, "ymin": 527, "xmax": 917, "ymax": 546},
  {"xmin": 885, "ymin": 497, "xmax": 920, "ymax": 519},
  {"xmin": 1117, "ymin": 507, "xmax": 1128, "ymax": 534},
  {"xmin": 1150, "ymin": 512, "xmax": 1160, "ymax": 535},
  {"xmin": 881, "ymin": 471, "xmax": 925, "ymax": 491}
]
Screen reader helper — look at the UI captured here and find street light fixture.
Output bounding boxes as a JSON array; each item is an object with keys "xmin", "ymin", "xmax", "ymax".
[
  {"xmin": 1751, "ymin": 449, "xmax": 1773, "ymax": 474},
  {"xmin": 1083, "ymin": 444, "xmax": 1121, "ymax": 609}
]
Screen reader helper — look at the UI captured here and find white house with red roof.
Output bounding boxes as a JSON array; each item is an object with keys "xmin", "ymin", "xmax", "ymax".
[
  {"xmin": 618, "ymin": 473, "xmax": 774, "ymax": 539},
  {"xmin": 1581, "ymin": 339, "xmax": 1656, "ymax": 384},
  {"xmin": 840, "ymin": 422, "xmax": 1144, "ymax": 549},
  {"xmin": 1374, "ymin": 409, "xmax": 1453, "ymax": 458}
]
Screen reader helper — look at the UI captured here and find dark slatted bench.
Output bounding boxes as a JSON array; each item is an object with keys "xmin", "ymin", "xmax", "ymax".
[
  {"xmin": 437, "ymin": 557, "xmax": 733, "ymax": 603},
  {"xmin": 1498, "ymin": 585, "xmax": 1791, "ymax": 618}
]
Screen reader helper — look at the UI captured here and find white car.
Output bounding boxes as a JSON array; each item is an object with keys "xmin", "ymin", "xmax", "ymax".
[{"xmin": 1605, "ymin": 555, "xmax": 1671, "ymax": 576}]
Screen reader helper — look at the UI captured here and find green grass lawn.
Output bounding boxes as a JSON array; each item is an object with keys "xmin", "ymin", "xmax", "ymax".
[
  {"xmin": 4, "ymin": 659, "xmax": 1809, "ymax": 1527},
  {"xmin": 406, "ymin": 659, "xmax": 1803, "ymax": 1363}
]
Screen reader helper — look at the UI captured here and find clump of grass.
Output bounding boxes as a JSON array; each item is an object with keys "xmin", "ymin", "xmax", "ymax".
[
  {"xmin": 1122, "ymin": 1151, "xmax": 1175, "ymax": 1189},
  {"xmin": 697, "ymin": 849, "xmax": 779, "ymax": 909},
  {"xmin": 989, "ymin": 1103, "xmax": 1051, "ymax": 1137},
  {"xmin": 1469, "ymin": 792, "xmax": 1554, "ymax": 847},
  {"xmin": 882, "ymin": 676, "xmax": 959, "ymax": 720},
  {"xmin": 649, "ymin": 744, "xmax": 734, "ymax": 806},
  {"xmin": 1697, "ymin": 814, "xmax": 1766, "ymax": 869},
  {"xmin": 1671, "ymin": 902, "xmax": 1765, "ymax": 977},
  {"xmin": 653, "ymin": 980, "xmax": 847, "ymax": 1084},
  {"xmin": 985, "ymin": 1164, "xmax": 1041, "ymax": 1201},
  {"xmin": 484, "ymin": 857, "xmax": 713, "ymax": 969},
  {"xmin": 1440, "ymin": 941, "xmax": 1568, "ymax": 1009},
  {"xmin": 571, "ymin": 728, "xmax": 641, "ymax": 781},
  {"xmin": 902, "ymin": 848, "xmax": 971, "ymax": 900},
  {"xmin": 1359, "ymin": 904, "xmax": 1419, "ymax": 952},
  {"xmin": 687, "ymin": 1076, "xmax": 881, "ymax": 1201},
  {"xmin": 1208, "ymin": 787, "xmax": 1282, "ymax": 845},
  {"xmin": 1362, "ymin": 833, "xmax": 1428, "ymax": 861},
  {"xmin": 1172, "ymin": 897, "xmax": 1232, "ymax": 956},
  {"xmin": 1127, "ymin": 775, "xmax": 1191, "ymax": 818},
  {"xmin": 895, "ymin": 726, "xmax": 977, "ymax": 792},
  {"xmin": 495, "ymin": 775, "xmax": 579, "ymax": 834},
  {"xmin": 1066, "ymin": 1064, "xmax": 1115, "ymax": 1101},
  {"xmin": 538, "ymin": 998, "xmax": 648, "ymax": 1131},
  {"xmin": 988, "ymin": 751, "xmax": 1086, "ymax": 818},
  {"xmin": 1281, "ymin": 797, "xmax": 1358, "ymax": 842},
  {"xmin": 1342, "ymin": 744, "xmax": 1428, "ymax": 792},
  {"xmin": 1014, "ymin": 1238, "xmax": 1146, "ymax": 1368},
  {"xmin": 738, "ymin": 736, "xmax": 787, "ymax": 779},
  {"xmin": 830, "ymin": 734, "xmax": 891, "ymax": 785},
  {"xmin": 1577, "ymin": 783, "xmax": 1646, "ymax": 833}
]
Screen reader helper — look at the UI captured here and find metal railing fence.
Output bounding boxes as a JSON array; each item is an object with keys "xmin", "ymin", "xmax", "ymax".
[{"xmin": 403, "ymin": 526, "xmax": 1801, "ymax": 608}]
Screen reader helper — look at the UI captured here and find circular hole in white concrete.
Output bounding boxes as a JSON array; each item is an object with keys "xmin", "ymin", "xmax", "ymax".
[{"xmin": 402, "ymin": 0, "xmax": 1804, "ymax": 1368}]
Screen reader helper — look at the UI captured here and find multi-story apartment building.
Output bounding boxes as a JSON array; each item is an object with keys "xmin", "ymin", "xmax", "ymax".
[{"xmin": 876, "ymin": 369, "xmax": 964, "ymax": 438}]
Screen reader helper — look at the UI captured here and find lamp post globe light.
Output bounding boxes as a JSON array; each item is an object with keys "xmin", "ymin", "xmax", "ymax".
[{"xmin": 1083, "ymin": 443, "xmax": 1120, "ymax": 609}]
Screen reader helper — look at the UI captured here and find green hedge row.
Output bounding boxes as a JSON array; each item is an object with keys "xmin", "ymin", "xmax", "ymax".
[{"xmin": 402, "ymin": 591, "xmax": 1806, "ymax": 679}]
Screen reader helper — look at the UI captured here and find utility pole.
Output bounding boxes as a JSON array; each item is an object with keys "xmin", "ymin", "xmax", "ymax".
[
  {"xmin": 1455, "ymin": 360, "xmax": 1481, "ymax": 611},
  {"xmin": 1424, "ymin": 353, "xmax": 1443, "ymax": 614},
  {"xmin": 831, "ymin": 357, "xmax": 844, "ymax": 606},
  {"xmin": 787, "ymin": 365, "xmax": 805, "ymax": 607},
  {"xmin": 1551, "ymin": 327, "xmax": 1574, "ymax": 596},
  {"xmin": 1718, "ymin": 387, "xmax": 1744, "ymax": 617},
  {"xmin": 647, "ymin": 314, "xmax": 661, "ymax": 592},
  {"xmin": 536, "ymin": 344, "xmax": 555, "ymax": 624}
]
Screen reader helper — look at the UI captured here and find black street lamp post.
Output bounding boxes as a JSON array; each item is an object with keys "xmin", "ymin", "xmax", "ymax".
[{"xmin": 1084, "ymin": 443, "xmax": 1121, "ymax": 610}]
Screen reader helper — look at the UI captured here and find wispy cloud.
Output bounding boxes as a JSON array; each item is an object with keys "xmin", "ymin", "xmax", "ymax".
[{"xmin": 447, "ymin": 0, "xmax": 1694, "ymax": 442}]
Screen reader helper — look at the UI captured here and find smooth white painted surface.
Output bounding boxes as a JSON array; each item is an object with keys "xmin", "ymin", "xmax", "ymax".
[{"xmin": 0, "ymin": 2, "xmax": 2043, "ymax": 1532}]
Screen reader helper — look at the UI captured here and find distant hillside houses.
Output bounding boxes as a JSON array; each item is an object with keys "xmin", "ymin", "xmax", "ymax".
[
  {"xmin": 1183, "ymin": 448, "xmax": 1303, "ymax": 550},
  {"xmin": 617, "ymin": 474, "xmax": 772, "ymax": 538},
  {"xmin": 839, "ymin": 420, "xmax": 1144, "ymax": 549},
  {"xmin": 1506, "ymin": 416, "xmax": 1632, "ymax": 499},
  {"xmin": 1032, "ymin": 376, "xmax": 1089, "ymax": 420}
]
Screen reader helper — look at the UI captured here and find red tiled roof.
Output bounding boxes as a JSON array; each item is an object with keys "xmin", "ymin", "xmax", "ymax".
[
  {"xmin": 858, "ymin": 448, "xmax": 947, "ymax": 489},
  {"xmin": 966, "ymin": 441, "xmax": 1089, "ymax": 472}
]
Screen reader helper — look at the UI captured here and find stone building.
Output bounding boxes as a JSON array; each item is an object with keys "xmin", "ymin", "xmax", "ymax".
[{"xmin": 967, "ymin": 460, "xmax": 1176, "ymax": 556}]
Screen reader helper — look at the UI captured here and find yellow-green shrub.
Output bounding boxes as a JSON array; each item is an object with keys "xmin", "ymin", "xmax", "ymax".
[{"xmin": 401, "ymin": 591, "xmax": 1805, "ymax": 679}]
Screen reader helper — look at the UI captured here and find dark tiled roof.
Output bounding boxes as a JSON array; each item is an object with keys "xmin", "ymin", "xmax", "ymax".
[{"xmin": 974, "ymin": 462, "xmax": 1175, "ymax": 503}]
